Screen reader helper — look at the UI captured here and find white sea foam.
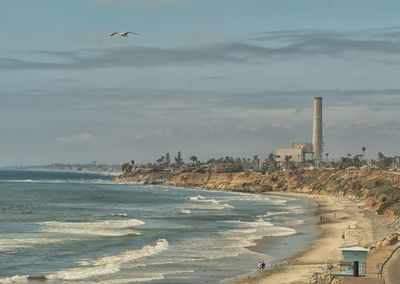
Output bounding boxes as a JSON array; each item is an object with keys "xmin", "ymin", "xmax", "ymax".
[
  {"xmin": 220, "ymin": 217, "xmax": 297, "ymax": 253},
  {"xmin": 263, "ymin": 211, "xmax": 291, "ymax": 217},
  {"xmin": 180, "ymin": 209, "xmax": 191, "ymax": 214},
  {"xmin": 224, "ymin": 218, "xmax": 273, "ymax": 227},
  {"xmin": 270, "ymin": 199, "xmax": 288, "ymax": 204},
  {"xmin": 186, "ymin": 196, "xmax": 234, "ymax": 210},
  {"xmin": 220, "ymin": 194, "xmax": 271, "ymax": 202},
  {"xmin": 0, "ymin": 275, "xmax": 29, "ymax": 284},
  {"xmin": 39, "ymin": 219, "xmax": 144, "ymax": 237},
  {"xmin": 0, "ymin": 179, "xmax": 36, "ymax": 183},
  {"xmin": 110, "ymin": 213, "xmax": 128, "ymax": 217},
  {"xmin": 0, "ymin": 238, "xmax": 64, "ymax": 252},
  {"xmin": 46, "ymin": 239, "xmax": 169, "ymax": 281},
  {"xmin": 186, "ymin": 195, "xmax": 205, "ymax": 201}
]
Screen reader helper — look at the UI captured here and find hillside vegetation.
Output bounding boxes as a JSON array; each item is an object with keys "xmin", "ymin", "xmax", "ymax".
[{"xmin": 114, "ymin": 170, "xmax": 400, "ymax": 218}]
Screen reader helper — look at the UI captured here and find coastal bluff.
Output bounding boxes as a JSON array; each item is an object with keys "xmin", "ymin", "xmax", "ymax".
[{"xmin": 112, "ymin": 170, "xmax": 400, "ymax": 218}]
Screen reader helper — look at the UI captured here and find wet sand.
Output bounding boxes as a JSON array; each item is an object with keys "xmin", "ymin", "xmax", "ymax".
[{"xmin": 233, "ymin": 192, "xmax": 394, "ymax": 284}]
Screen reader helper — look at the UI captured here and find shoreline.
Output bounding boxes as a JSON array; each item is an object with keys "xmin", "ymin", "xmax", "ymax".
[
  {"xmin": 111, "ymin": 172, "xmax": 400, "ymax": 283},
  {"xmin": 233, "ymin": 192, "xmax": 396, "ymax": 284}
]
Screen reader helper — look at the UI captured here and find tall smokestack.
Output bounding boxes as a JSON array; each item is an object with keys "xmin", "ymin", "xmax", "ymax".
[{"xmin": 312, "ymin": 97, "xmax": 323, "ymax": 165}]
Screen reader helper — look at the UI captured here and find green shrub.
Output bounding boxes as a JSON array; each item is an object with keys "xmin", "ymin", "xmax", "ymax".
[
  {"xmin": 375, "ymin": 179, "xmax": 384, "ymax": 187},
  {"xmin": 377, "ymin": 198, "xmax": 398, "ymax": 215}
]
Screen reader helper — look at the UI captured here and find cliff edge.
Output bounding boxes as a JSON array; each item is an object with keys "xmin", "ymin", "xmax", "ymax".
[{"xmin": 113, "ymin": 170, "xmax": 400, "ymax": 218}]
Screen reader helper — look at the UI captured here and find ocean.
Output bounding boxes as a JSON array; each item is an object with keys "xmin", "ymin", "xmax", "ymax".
[{"xmin": 0, "ymin": 170, "xmax": 317, "ymax": 283}]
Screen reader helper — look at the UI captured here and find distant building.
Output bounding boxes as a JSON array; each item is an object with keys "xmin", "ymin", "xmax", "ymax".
[
  {"xmin": 275, "ymin": 97, "xmax": 324, "ymax": 167},
  {"xmin": 276, "ymin": 142, "xmax": 313, "ymax": 164},
  {"xmin": 276, "ymin": 148, "xmax": 303, "ymax": 163},
  {"xmin": 213, "ymin": 163, "xmax": 235, "ymax": 173}
]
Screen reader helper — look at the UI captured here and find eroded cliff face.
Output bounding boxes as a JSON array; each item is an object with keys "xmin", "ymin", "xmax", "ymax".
[{"xmin": 113, "ymin": 170, "xmax": 400, "ymax": 218}]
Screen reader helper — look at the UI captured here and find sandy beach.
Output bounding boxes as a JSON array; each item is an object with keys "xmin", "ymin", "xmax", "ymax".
[{"xmin": 233, "ymin": 192, "xmax": 396, "ymax": 284}]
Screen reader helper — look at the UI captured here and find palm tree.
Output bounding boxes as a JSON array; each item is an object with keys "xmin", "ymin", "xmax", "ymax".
[
  {"xmin": 156, "ymin": 156, "xmax": 165, "ymax": 165},
  {"xmin": 189, "ymin": 155, "xmax": 198, "ymax": 165},
  {"xmin": 362, "ymin": 146, "xmax": 366, "ymax": 160},
  {"xmin": 284, "ymin": 155, "xmax": 292, "ymax": 169},
  {"xmin": 175, "ymin": 151, "xmax": 183, "ymax": 165}
]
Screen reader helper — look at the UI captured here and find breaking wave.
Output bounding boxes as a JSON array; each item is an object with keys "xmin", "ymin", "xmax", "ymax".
[
  {"xmin": 186, "ymin": 195, "xmax": 234, "ymax": 210},
  {"xmin": 38, "ymin": 219, "xmax": 144, "ymax": 237},
  {"xmin": 0, "ymin": 239, "xmax": 169, "ymax": 283}
]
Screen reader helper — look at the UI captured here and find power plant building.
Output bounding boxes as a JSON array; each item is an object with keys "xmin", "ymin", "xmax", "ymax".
[
  {"xmin": 276, "ymin": 142, "xmax": 313, "ymax": 163},
  {"xmin": 276, "ymin": 97, "xmax": 323, "ymax": 167}
]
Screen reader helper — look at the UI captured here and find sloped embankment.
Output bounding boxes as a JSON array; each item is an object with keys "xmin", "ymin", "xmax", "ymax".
[{"xmin": 113, "ymin": 170, "xmax": 400, "ymax": 218}]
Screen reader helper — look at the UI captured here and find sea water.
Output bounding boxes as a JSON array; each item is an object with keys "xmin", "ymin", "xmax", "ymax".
[{"xmin": 0, "ymin": 170, "xmax": 317, "ymax": 283}]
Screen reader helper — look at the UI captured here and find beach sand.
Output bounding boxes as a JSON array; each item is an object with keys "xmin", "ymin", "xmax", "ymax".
[{"xmin": 233, "ymin": 192, "xmax": 396, "ymax": 284}]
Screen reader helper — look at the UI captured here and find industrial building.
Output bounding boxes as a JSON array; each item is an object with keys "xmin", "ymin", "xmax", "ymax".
[{"xmin": 276, "ymin": 97, "xmax": 323, "ymax": 167}]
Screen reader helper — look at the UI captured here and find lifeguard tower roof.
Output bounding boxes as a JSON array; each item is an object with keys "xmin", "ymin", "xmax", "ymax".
[{"xmin": 337, "ymin": 245, "xmax": 369, "ymax": 252}]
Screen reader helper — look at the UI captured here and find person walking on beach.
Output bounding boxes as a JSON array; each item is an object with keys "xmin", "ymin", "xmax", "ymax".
[
  {"xmin": 261, "ymin": 261, "xmax": 265, "ymax": 272},
  {"xmin": 257, "ymin": 261, "xmax": 262, "ymax": 273}
]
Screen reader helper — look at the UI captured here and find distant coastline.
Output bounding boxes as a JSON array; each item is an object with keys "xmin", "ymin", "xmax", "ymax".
[{"xmin": 3, "ymin": 165, "xmax": 122, "ymax": 176}]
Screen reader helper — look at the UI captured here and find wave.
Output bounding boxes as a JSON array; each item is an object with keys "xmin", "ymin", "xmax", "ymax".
[
  {"xmin": 38, "ymin": 219, "xmax": 144, "ymax": 237},
  {"xmin": 263, "ymin": 211, "xmax": 291, "ymax": 217},
  {"xmin": 110, "ymin": 213, "xmax": 129, "ymax": 217},
  {"xmin": 0, "ymin": 179, "xmax": 35, "ymax": 183},
  {"xmin": 186, "ymin": 195, "xmax": 205, "ymax": 201},
  {"xmin": 0, "ymin": 275, "xmax": 30, "ymax": 284},
  {"xmin": 221, "ymin": 217, "xmax": 296, "ymax": 250},
  {"xmin": 186, "ymin": 195, "xmax": 234, "ymax": 210},
  {"xmin": 0, "ymin": 237, "xmax": 64, "ymax": 252},
  {"xmin": 48, "ymin": 239, "xmax": 169, "ymax": 281},
  {"xmin": 0, "ymin": 239, "xmax": 169, "ymax": 283},
  {"xmin": 180, "ymin": 209, "xmax": 191, "ymax": 214},
  {"xmin": 219, "ymin": 194, "xmax": 271, "ymax": 202}
]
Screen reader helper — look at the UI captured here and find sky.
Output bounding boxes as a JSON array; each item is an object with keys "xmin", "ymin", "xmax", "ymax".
[{"xmin": 1, "ymin": 0, "xmax": 400, "ymax": 166}]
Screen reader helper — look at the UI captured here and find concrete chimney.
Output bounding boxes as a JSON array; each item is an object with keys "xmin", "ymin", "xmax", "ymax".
[{"xmin": 312, "ymin": 97, "xmax": 323, "ymax": 165}]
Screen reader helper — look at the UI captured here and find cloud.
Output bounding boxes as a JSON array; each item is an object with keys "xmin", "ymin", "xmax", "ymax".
[
  {"xmin": 87, "ymin": 0, "xmax": 195, "ymax": 9},
  {"xmin": 3, "ymin": 26, "xmax": 400, "ymax": 71},
  {"xmin": 249, "ymin": 27, "xmax": 400, "ymax": 57},
  {"xmin": 0, "ymin": 45, "xmax": 245, "ymax": 70},
  {"xmin": 53, "ymin": 78, "xmax": 83, "ymax": 84},
  {"xmin": 56, "ymin": 133, "xmax": 97, "ymax": 144}
]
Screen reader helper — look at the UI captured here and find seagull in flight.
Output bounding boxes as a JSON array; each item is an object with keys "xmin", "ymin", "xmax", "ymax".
[{"xmin": 110, "ymin": 32, "xmax": 138, "ymax": 37}]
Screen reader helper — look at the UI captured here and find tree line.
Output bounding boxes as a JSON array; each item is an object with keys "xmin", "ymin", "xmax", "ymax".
[{"xmin": 122, "ymin": 147, "xmax": 400, "ymax": 174}]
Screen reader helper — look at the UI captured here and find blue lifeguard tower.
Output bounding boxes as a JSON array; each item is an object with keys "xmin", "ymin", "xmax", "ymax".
[{"xmin": 331, "ymin": 245, "xmax": 369, "ymax": 276}]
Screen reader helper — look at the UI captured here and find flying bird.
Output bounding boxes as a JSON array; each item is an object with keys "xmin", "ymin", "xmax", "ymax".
[{"xmin": 110, "ymin": 32, "xmax": 138, "ymax": 37}]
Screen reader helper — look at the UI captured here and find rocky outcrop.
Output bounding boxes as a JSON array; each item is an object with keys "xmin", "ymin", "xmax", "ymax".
[{"xmin": 113, "ymin": 170, "xmax": 400, "ymax": 218}]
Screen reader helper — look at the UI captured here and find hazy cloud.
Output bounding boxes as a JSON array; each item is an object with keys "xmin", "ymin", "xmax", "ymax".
[
  {"xmin": 249, "ymin": 27, "xmax": 400, "ymax": 57},
  {"xmin": 87, "ymin": 0, "xmax": 195, "ymax": 9},
  {"xmin": 3, "ymin": 27, "xmax": 400, "ymax": 71},
  {"xmin": 56, "ymin": 133, "xmax": 97, "ymax": 144}
]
